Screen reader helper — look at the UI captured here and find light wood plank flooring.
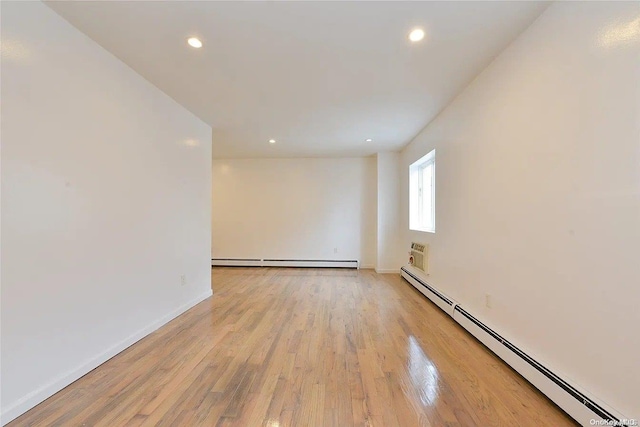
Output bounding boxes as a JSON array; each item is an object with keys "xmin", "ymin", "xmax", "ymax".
[{"xmin": 9, "ymin": 268, "xmax": 578, "ymax": 426}]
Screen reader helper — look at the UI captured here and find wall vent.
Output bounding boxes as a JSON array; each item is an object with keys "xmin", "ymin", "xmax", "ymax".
[{"xmin": 409, "ymin": 242, "xmax": 428, "ymax": 272}]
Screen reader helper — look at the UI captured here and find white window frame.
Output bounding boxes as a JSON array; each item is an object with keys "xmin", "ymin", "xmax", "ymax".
[{"xmin": 409, "ymin": 149, "xmax": 436, "ymax": 233}]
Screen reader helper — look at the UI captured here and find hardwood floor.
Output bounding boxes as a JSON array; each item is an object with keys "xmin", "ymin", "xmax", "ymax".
[{"xmin": 9, "ymin": 268, "xmax": 578, "ymax": 426}]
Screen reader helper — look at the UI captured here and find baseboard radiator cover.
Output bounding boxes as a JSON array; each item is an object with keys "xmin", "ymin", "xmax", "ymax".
[
  {"xmin": 400, "ymin": 266, "xmax": 626, "ymax": 426},
  {"xmin": 212, "ymin": 258, "xmax": 359, "ymax": 269},
  {"xmin": 211, "ymin": 258, "xmax": 262, "ymax": 267},
  {"xmin": 400, "ymin": 265, "xmax": 458, "ymax": 316}
]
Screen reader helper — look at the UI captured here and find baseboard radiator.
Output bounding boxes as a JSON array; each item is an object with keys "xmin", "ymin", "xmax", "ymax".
[
  {"xmin": 212, "ymin": 258, "xmax": 359, "ymax": 269},
  {"xmin": 400, "ymin": 265, "xmax": 627, "ymax": 426}
]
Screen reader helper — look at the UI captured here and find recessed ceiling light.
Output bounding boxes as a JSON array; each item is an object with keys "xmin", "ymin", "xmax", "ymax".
[
  {"xmin": 187, "ymin": 37, "xmax": 203, "ymax": 48},
  {"xmin": 408, "ymin": 28, "xmax": 425, "ymax": 42},
  {"xmin": 365, "ymin": 138, "xmax": 373, "ymax": 142},
  {"xmin": 268, "ymin": 139, "xmax": 276, "ymax": 144}
]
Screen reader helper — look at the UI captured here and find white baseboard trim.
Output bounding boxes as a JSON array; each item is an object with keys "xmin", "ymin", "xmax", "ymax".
[
  {"xmin": 375, "ymin": 268, "xmax": 400, "ymax": 274},
  {"xmin": 0, "ymin": 289, "xmax": 213, "ymax": 426}
]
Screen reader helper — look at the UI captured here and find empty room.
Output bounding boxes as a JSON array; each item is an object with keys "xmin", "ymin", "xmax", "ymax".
[{"xmin": 1, "ymin": 1, "xmax": 638, "ymax": 426}]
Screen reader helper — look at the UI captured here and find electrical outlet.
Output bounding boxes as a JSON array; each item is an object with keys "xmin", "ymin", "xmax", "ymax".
[
  {"xmin": 180, "ymin": 274, "xmax": 187, "ymax": 287},
  {"xmin": 334, "ymin": 247, "xmax": 338, "ymax": 254},
  {"xmin": 485, "ymin": 294, "xmax": 492, "ymax": 309}
]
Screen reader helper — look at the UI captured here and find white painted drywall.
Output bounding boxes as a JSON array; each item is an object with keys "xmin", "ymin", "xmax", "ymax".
[
  {"xmin": 400, "ymin": 1, "xmax": 639, "ymax": 419},
  {"xmin": 212, "ymin": 158, "xmax": 376, "ymax": 267},
  {"xmin": 375, "ymin": 152, "xmax": 403, "ymax": 272},
  {"xmin": 1, "ymin": 2, "xmax": 212, "ymax": 423}
]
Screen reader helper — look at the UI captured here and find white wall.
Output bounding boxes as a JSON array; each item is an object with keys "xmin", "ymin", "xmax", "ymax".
[
  {"xmin": 400, "ymin": 1, "xmax": 639, "ymax": 419},
  {"xmin": 212, "ymin": 158, "xmax": 376, "ymax": 267},
  {"xmin": 375, "ymin": 152, "xmax": 403, "ymax": 272},
  {"xmin": 0, "ymin": 2, "xmax": 212, "ymax": 423}
]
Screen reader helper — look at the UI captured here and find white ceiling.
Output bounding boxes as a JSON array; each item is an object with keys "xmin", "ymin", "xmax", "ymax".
[{"xmin": 47, "ymin": 1, "xmax": 548, "ymax": 158}]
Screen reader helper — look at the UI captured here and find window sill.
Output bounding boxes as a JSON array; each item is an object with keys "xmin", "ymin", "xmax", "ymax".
[{"xmin": 410, "ymin": 228, "xmax": 435, "ymax": 234}]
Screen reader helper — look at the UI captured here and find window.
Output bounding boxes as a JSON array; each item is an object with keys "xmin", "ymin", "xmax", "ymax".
[{"xmin": 410, "ymin": 150, "xmax": 435, "ymax": 233}]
